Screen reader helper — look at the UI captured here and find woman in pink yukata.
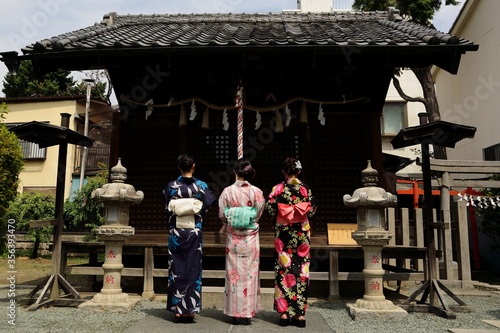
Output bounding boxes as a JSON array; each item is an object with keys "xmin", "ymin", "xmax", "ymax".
[
  {"xmin": 218, "ymin": 159, "xmax": 265, "ymax": 325},
  {"xmin": 266, "ymin": 157, "xmax": 317, "ymax": 328}
]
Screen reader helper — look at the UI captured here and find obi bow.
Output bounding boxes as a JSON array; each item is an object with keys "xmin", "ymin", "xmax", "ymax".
[{"xmin": 276, "ymin": 202, "xmax": 312, "ymax": 224}]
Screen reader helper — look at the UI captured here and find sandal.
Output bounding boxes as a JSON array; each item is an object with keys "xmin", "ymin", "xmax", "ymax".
[
  {"xmin": 182, "ymin": 314, "xmax": 195, "ymax": 323},
  {"xmin": 279, "ymin": 314, "xmax": 289, "ymax": 327},
  {"xmin": 291, "ymin": 316, "xmax": 306, "ymax": 328}
]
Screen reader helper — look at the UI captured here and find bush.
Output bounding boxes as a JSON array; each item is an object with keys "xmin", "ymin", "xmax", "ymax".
[
  {"xmin": 4, "ymin": 192, "xmax": 55, "ymax": 258},
  {"xmin": 64, "ymin": 165, "xmax": 108, "ymax": 240},
  {"xmin": 0, "ymin": 102, "xmax": 24, "ymax": 254},
  {"xmin": 476, "ymin": 174, "xmax": 500, "ymax": 254}
]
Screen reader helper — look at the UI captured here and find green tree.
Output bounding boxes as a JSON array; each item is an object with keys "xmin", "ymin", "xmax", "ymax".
[
  {"xmin": 0, "ymin": 102, "xmax": 24, "ymax": 254},
  {"xmin": 353, "ymin": 0, "xmax": 460, "ymax": 159},
  {"xmin": 64, "ymin": 165, "xmax": 108, "ymax": 240},
  {"xmin": 476, "ymin": 174, "xmax": 500, "ymax": 254},
  {"xmin": 4, "ymin": 192, "xmax": 55, "ymax": 258},
  {"xmin": 353, "ymin": 0, "xmax": 459, "ymax": 26},
  {"xmin": 2, "ymin": 61, "xmax": 109, "ymax": 101},
  {"xmin": 2, "ymin": 60, "xmax": 76, "ymax": 98}
]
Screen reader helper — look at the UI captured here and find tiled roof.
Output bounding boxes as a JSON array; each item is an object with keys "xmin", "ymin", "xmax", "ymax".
[{"xmin": 22, "ymin": 11, "xmax": 476, "ymax": 54}]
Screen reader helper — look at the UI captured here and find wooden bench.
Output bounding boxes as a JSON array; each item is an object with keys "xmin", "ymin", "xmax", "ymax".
[{"xmin": 61, "ymin": 230, "xmax": 426, "ymax": 300}]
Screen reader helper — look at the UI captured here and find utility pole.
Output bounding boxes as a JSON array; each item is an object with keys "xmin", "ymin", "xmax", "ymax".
[{"xmin": 79, "ymin": 79, "xmax": 94, "ymax": 190}]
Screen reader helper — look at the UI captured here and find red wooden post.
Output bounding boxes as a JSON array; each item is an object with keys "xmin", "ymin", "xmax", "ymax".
[
  {"xmin": 413, "ymin": 181, "xmax": 419, "ymax": 209},
  {"xmin": 466, "ymin": 187, "xmax": 483, "ymax": 270}
]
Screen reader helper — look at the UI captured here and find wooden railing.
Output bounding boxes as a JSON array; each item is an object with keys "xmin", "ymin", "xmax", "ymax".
[{"xmin": 387, "ymin": 200, "xmax": 472, "ymax": 289}]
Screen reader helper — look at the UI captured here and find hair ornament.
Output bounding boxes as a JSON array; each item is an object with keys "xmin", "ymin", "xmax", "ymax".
[
  {"xmin": 295, "ymin": 160, "xmax": 302, "ymax": 170},
  {"xmin": 243, "ymin": 165, "xmax": 252, "ymax": 171}
]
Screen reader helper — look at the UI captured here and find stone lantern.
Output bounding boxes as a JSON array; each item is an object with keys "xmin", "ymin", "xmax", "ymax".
[
  {"xmin": 343, "ymin": 160, "xmax": 407, "ymax": 319},
  {"xmin": 79, "ymin": 158, "xmax": 144, "ymax": 312}
]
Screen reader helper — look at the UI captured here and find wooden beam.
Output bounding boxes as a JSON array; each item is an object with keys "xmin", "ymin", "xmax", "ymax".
[
  {"xmin": 450, "ymin": 180, "xmax": 500, "ymax": 188},
  {"xmin": 29, "ymin": 220, "xmax": 58, "ymax": 228},
  {"xmin": 429, "ymin": 159, "xmax": 500, "ymax": 173}
]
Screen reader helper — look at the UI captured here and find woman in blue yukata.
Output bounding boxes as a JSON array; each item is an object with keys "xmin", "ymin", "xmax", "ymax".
[{"xmin": 163, "ymin": 154, "xmax": 216, "ymax": 323}]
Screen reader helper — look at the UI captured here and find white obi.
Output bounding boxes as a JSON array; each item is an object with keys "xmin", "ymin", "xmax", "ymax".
[{"xmin": 168, "ymin": 198, "xmax": 203, "ymax": 229}]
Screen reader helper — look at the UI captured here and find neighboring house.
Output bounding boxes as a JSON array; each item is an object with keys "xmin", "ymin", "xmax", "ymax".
[
  {"xmin": 2, "ymin": 96, "xmax": 114, "ymax": 199},
  {"xmin": 432, "ymin": 0, "xmax": 500, "ymax": 271},
  {"xmin": 382, "ymin": 70, "xmax": 427, "ymax": 177},
  {"xmin": 433, "ymin": 0, "xmax": 500, "ymax": 162}
]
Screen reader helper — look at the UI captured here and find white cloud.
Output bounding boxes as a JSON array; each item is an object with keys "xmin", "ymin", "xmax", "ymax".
[
  {"xmin": 432, "ymin": 1, "xmax": 465, "ymax": 32},
  {"xmin": 0, "ymin": 0, "xmax": 296, "ymax": 95}
]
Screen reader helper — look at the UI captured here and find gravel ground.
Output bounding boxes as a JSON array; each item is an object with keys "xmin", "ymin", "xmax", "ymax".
[{"xmin": 1, "ymin": 284, "xmax": 500, "ymax": 333}]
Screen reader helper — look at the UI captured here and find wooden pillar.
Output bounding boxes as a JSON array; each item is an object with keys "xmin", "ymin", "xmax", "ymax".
[
  {"xmin": 328, "ymin": 250, "xmax": 340, "ymax": 301},
  {"xmin": 421, "ymin": 142, "xmax": 438, "ymax": 306},
  {"xmin": 440, "ymin": 171, "xmax": 454, "ymax": 280},
  {"xmin": 456, "ymin": 201, "xmax": 472, "ymax": 284},
  {"xmin": 387, "ymin": 208, "xmax": 396, "ymax": 246},
  {"xmin": 401, "ymin": 208, "xmax": 411, "ymax": 269},
  {"xmin": 387, "ymin": 207, "xmax": 397, "ymax": 269},
  {"xmin": 50, "ymin": 113, "xmax": 70, "ymax": 299},
  {"xmin": 142, "ymin": 247, "xmax": 155, "ymax": 299},
  {"xmin": 415, "ymin": 208, "xmax": 425, "ymax": 272}
]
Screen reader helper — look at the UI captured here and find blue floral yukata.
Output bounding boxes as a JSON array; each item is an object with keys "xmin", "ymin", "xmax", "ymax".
[{"xmin": 163, "ymin": 176, "xmax": 215, "ymax": 315}]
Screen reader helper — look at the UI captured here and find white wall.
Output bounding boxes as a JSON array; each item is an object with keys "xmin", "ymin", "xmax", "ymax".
[
  {"xmin": 433, "ymin": 0, "xmax": 500, "ymax": 273},
  {"xmin": 433, "ymin": 0, "xmax": 500, "ymax": 161},
  {"xmin": 298, "ymin": 0, "xmax": 332, "ymax": 12}
]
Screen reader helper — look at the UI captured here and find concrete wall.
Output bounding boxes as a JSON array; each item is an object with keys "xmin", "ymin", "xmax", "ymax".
[
  {"xmin": 298, "ymin": 0, "xmax": 332, "ymax": 12},
  {"xmin": 433, "ymin": 0, "xmax": 500, "ymax": 161},
  {"xmin": 433, "ymin": 0, "xmax": 500, "ymax": 272},
  {"xmin": 4, "ymin": 99, "xmax": 83, "ymax": 199}
]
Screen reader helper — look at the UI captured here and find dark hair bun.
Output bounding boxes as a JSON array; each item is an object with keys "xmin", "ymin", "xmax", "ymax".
[
  {"xmin": 282, "ymin": 157, "xmax": 302, "ymax": 175},
  {"xmin": 234, "ymin": 159, "xmax": 256, "ymax": 181},
  {"xmin": 178, "ymin": 154, "xmax": 194, "ymax": 172}
]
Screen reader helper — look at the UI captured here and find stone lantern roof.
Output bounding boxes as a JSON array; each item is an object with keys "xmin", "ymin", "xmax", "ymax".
[
  {"xmin": 343, "ymin": 160, "xmax": 397, "ymax": 208},
  {"xmin": 92, "ymin": 158, "xmax": 144, "ymax": 204}
]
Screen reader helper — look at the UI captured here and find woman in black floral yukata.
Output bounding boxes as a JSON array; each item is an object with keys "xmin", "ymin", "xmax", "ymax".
[{"xmin": 265, "ymin": 157, "xmax": 317, "ymax": 328}]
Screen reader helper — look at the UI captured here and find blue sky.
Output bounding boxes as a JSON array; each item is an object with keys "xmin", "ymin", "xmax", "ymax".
[{"xmin": 0, "ymin": 0, "xmax": 464, "ymax": 98}]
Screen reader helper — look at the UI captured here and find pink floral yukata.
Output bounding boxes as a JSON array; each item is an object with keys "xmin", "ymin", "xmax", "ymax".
[
  {"xmin": 265, "ymin": 178, "xmax": 317, "ymax": 318},
  {"xmin": 219, "ymin": 180, "xmax": 265, "ymax": 319}
]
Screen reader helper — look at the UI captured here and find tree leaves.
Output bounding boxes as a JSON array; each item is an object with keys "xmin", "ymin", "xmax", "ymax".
[
  {"xmin": 63, "ymin": 165, "xmax": 108, "ymax": 240},
  {"xmin": 2, "ymin": 60, "xmax": 108, "ymax": 100},
  {"xmin": 0, "ymin": 103, "xmax": 24, "ymax": 254},
  {"xmin": 352, "ymin": 0, "xmax": 459, "ymax": 27}
]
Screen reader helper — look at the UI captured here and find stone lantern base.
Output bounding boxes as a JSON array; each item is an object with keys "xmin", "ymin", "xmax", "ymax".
[
  {"xmin": 347, "ymin": 300, "xmax": 408, "ymax": 320},
  {"xmin": 79, "ymin": 293, "xmax": 140, "ymax": 313}
]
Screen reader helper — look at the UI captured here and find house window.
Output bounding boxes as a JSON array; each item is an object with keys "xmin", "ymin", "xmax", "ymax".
[
  {"xmin": 483, "ymin": 143, "xmax": 500, "ymax": 161},
  {"xmin": 7, "ymin": 123, "xmax": 47, "ymax": 159},
  {"xmin": 381, "ymin": 103, "xmax": 405, "ymax": 135},
  {"xmin": 19, "ymin": 140, "xmax": 47, "ymax": 159}
]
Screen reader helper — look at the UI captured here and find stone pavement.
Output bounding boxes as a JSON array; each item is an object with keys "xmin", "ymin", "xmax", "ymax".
[
  {"xmin": 119, "ymin": 286, "xmax": 500, "ymax": 333},
  {"xmin": 123, "ymin": 309, "xmax": 333, "ymax": 333},
  {"xmin": 124, "ymin": 287, "xmax": 333, "ymax": 333}
]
